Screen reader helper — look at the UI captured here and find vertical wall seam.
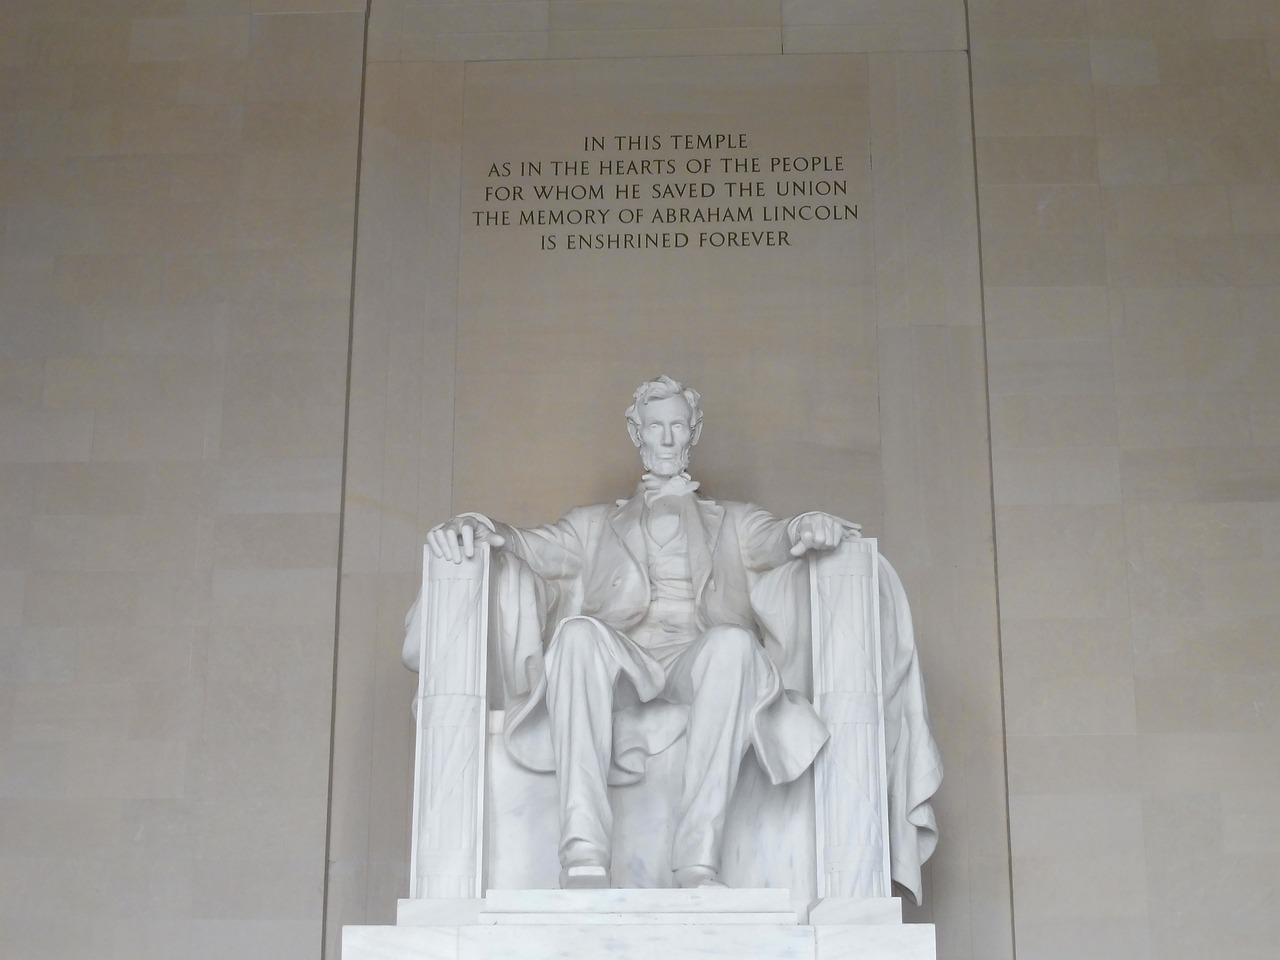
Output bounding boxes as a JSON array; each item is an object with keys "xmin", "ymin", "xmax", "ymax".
[
  {"xmin": 322, "ymin": 4, "xmax": 374, "ymax": 957},
  {"xmin": 960, "ymin": 1, "xmax": 1020, "ymax": 955}
]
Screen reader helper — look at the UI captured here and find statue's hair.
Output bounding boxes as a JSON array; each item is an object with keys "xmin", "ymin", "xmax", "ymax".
[{"xmin": 624, "ymin": 375, "xmax": 703, "ymax": 429}]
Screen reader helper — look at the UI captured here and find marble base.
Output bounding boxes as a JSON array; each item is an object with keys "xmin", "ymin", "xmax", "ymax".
[
  {"xmin": 479, "ymin": 887, "xmax": 797, "ymax": 924},
  {"xmin": 345, "ymin": 893, "xmax": 935, "ymax": 960}
]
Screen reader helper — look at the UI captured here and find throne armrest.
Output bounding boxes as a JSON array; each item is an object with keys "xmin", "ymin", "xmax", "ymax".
[
  {"xmin": 809, "ymin": 537, "xmax": 891, "ymax": 900},
  {"xmin": 409, "ymin": 544, "xmax": 491, "ymax": 899}
]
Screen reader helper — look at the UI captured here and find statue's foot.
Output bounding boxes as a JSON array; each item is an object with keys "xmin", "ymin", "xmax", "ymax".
[
  {"xmin": 674, "ymin": 865, "xmax": 728, "ymax": 888},
  {"xmin": 560, "ymin": 860, "xmax": 610, "ymax": 889}
]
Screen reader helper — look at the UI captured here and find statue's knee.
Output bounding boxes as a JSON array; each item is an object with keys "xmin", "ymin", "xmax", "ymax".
[
  {"xmin": 696, "ymin": 625, "xmax": 762, "ymax": 672},
  {"xmin": 547, "ymin": 617, "xmax": 605, "ymax": 669}
]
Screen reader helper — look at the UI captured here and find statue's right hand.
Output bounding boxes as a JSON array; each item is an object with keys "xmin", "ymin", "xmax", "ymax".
[{"xmin": 426, "ymin": 518, "xmax": 506, "ymax": 563}]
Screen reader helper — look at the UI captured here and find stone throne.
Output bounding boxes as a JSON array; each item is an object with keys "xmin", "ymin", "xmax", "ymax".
[{"xmin": 341, "ymin": 537, "xmax": 944, "ymax": 960}]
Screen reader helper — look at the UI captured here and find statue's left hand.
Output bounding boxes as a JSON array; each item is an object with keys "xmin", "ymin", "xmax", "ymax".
[
  {"xmin": 789, "ymin": 513, "xmax": 860, "ymax": 557},
  {"xmin": 426, "ymin": 517, "xmax": 506, "ymax": 563}
]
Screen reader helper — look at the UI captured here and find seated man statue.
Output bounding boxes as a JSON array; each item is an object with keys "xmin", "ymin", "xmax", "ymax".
[{"xmin": 427, "ymin": 376, "xmax": 863, "ymax": 891}]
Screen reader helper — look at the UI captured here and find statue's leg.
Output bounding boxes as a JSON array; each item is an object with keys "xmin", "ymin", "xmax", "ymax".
[
  {"xmin": 543, "ymin": 616, "xmax": 623, "ymax": 883},
  {"xmin": 665, "ymin": 625, "xmax": 769, "ymax": 884}
]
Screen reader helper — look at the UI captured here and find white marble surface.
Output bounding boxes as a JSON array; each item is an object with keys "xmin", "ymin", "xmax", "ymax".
[
  {"xmin": 481, "ymin": 887, "xmax": 793, "ymax": 913},
  {"xmin": 396, "ymin": 893, "xmax": 905, "ymax": 926},
  {"xmin": 479, "ymin": 887, "xmax": 795, "ymax": 924},
  {"xmin": 343, "ymin": 925, "xmax": 457, "ymax": 960},
  {"xmin": 344, "ymin": 920, "xmax": 935, "ymax": 960},
  {"xmin": 355, "ymin": 892, "xmax": 933, "ymax": 959},
  {"xmin": 397, "ymin": 899, "xmax": 481, "ymax": 926},
  {"xmin": 457, "ymin": 924, "xmax": 813, "ymax": 959},
  {"xmin": 808, "ymin": 896, "xmax": 902, "ymax": 925},
  {"xmin": 814, "ymin": 923, "xmax": 936, "ymax": 959},
  {"xmin": 486, "ymin": 911, "xmax": 799, "ymax": 925}
]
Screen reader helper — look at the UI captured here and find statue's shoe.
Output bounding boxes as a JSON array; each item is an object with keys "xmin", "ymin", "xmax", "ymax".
[
  {"xmin": 560, "ymin": 860, "xmax": 610, "ymax": 889},
  {"xmin": 674, "ymin": 865, "xmax": 728, "ymax": 888}
]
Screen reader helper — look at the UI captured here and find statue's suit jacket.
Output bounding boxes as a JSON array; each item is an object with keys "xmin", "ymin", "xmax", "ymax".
[{"xmin": 491, "ymin": 489, "xmax": 809, "ymax": 638}]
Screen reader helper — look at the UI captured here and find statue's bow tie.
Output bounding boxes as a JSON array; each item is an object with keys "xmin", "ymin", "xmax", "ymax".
[{"xmin": 641, "ymin": 472, "xmax": 700, "ymax": 504}]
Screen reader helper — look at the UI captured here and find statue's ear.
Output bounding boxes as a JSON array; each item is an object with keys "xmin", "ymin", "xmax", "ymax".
[
  {"xmin": 627, "ymin": 420, "xmax": 642, "ymax": 447},
  {"xmin": 691, "ymin": 418, "xmax": 703, "ymax": 446}
]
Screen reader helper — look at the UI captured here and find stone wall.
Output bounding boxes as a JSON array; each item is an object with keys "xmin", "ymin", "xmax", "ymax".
[
  {"xmin": 971, "ymin": 1, "xmax": 1280, "ymax": 957},
  {"xmin": 0, "ymin": 2, "xmax": 364, "ymax": 957}
]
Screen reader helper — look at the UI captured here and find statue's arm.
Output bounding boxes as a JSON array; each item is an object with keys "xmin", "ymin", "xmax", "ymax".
[
  {"xmin": 738, "ymin": 504, "xmax": 861, "ymax": 570},
  {"xmin": 786, "ymin": 511, "xmax": 861, "ymax": 557},
  {"xmin": 427, "ymin": 508, "xmax": 590, "ymax": 583},
  {"xmin": 496, "ymin": 508, "xmax": 591, "ymax": 582}
]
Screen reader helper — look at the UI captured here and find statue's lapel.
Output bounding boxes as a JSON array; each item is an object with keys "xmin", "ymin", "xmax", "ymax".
[
  {"xmin": 608, "ymin": 490, "xmax": 648, "ymax": 579},
  {"xmin": 689, "ymin": 497, "xmax": 724, "ymax": 599},
  {"xmin": 605, "ymin": 488, "xmax": 721, "ymax": 607}
]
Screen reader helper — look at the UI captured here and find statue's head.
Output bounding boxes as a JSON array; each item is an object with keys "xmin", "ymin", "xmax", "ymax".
[{"xmin": 625, "ymin": 376, "xmax": 704, "ymax": 477}]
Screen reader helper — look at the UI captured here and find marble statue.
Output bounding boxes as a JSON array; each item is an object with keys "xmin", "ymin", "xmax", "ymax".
[{"xmin": 422, "ymin": 376, "xmax": 942, "ymax": 897}]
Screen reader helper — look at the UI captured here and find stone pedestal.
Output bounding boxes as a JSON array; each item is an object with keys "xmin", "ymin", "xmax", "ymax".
[{"xmin": 343, "ymin": 891, "xmax": 935, "ymax": 959}]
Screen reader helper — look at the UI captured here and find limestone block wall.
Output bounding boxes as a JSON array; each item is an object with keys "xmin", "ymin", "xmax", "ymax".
[
  {"xmin": 0, "ymin": 2, "xmax": 364, "ymax": 957},
  {"xmin": 970, "ymin": 1, "xmax": 1280, "ymax": 958}
]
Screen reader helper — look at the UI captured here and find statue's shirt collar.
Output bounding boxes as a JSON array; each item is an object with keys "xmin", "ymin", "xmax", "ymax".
[{"xmin": 639, "ymin": 472, "xmax": 700, "ymax": 505}]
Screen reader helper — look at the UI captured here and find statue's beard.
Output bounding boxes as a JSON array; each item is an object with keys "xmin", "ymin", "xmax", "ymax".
[{"xmin": 641, "ymin": 446, "xmax": 690, "ymax": 476}]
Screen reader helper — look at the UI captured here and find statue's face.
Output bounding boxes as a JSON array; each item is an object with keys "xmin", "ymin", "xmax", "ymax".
[{"xmin": 633, "ymin": 394, "xmax": 697, "ymax": 477}]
